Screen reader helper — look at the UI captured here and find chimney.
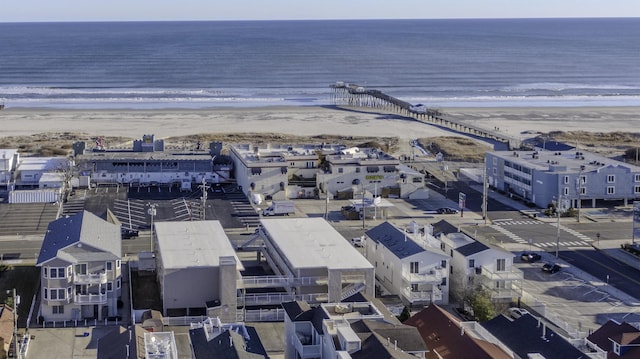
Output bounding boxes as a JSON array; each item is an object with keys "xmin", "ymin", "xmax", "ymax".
[
  {"xmin": 394, "ymin": 339, "xmax": 397, "ymax": 351},
  {"xmin": 541, "ymin": 323, "xmax": 547, "ymax": 339}
]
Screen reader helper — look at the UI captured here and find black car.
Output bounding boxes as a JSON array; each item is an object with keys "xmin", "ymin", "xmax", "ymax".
[
  {"xmin": 121, "ymin": 227, "xmax": 139, "ymax": 239},
  {"xmin": 542, "ymin": 263, "xmax": 561, "ymax": 273},
  {"xmin": 521, "ymin": 252, "xmax": 542, "ymax": 263},
  {"xmin": 437, "ymin": 207, "xmax": 459, "ymax": 214}
]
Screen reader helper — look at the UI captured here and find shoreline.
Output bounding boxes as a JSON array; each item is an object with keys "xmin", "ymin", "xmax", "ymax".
[{"xmin": 0, "ymin": 105, "xmax": 638, "ymax": 141}]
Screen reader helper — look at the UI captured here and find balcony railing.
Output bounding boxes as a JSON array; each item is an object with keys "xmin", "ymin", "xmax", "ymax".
[
  {"xmin": 238, "ymin": 275, "xmax": 329, "ymax": 289},
  {"xmin": 479, "ymin": 265, "xmax": 523, "ymax": 281},
  {"xmin": 74, "ymin": 272, "xmax": 108, "ymax": 285},
  {"xmin": 482, "ymin": 284, "xmax": 522, "ymax": 299},
  {"xmin": 75, "ymin": 293, "xmax": 108, "ymax": 304},
  {"xmin": 401, "ymin": 286, "xmax": 442, "ymax": 303},
  {"xmin": 294, "ymin": 336, "xmax": 321, "ymax": 359},
  {"xmin": 240, "ymin": 292, "xmax": 327, "ymax": 306},
  {"xmin": 402, "ymin": 267, "xmax": 444, "ymax": 284}
]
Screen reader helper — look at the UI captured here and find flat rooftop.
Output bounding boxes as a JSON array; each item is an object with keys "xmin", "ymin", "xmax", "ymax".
[
  {"xmin": 260, "ymin": 217, "xmax": 373, "ymax": 271},
  {"xmin": 489, "ymin": 149, "xmax": 640, "ymax": 173},
  {"xmin": 154, "ymin": 220, "xmax": 242, "ymax": 270}
]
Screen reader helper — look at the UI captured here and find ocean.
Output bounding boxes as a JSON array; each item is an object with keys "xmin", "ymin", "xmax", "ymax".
[{"xmin": 0, "ymin": 18, "xmax": 639, "ymax": 109}]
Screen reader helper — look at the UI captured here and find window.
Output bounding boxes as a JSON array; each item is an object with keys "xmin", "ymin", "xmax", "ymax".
[
  {"xmin": 580, "ymin": 187, "xmax": 586, "ymax": 195},
  {"xmin": 116, "ymin": 260, "xmax": 121, "ymax": 269},
  {"xmin": 107, "ymin": 282, "xmax": 113, "ymax": 292},
  {"xmin": 635, "ymin": 174, "xmax": 640, "ymax": 182},
  {"xmin": 496, "ymin": 259, "xmax": 506, "ymax": 272},
  {"xmin": 468, "ymin": 259, "xmax": 475, "ymax": 268},
  {"xmin": 564, "ymin": 176, "xmax": 569, "ymax": 184},
  {"xmin": 411, "ymin": 284, "xmax": 419, "ymax": 292},
  {"xmin": 43, "ymin": 288, "xmax": 48, "ymax": 300},
  {"xmin": 49, "ymin": 268, "xmax": 66, "ymax": 279},
  {"xmin": 563, "ymin": 187, "xmax": 569, "ymax": 195},
  {"xmin": 440, "ymin": 277, "xmax": 447, "ymax": 286},
  {"xmin": 607, "ymin": 186, "xmax": 615, "ymax": 195},
  {"xmin": 496, "ymin": 280, "xmax": 506, "ymax": 289},
  {"xmin": 52, "ymin": 306, "xmax": 64, "ymax": 314},
  {"xmin": 338, "ymin": 168, "xmax": 343, "ymax": 173},
  {"xmin": 579, "ymin": 175, "xmax": 586, "ymax": 185},
  {"xmin": 116, "ymin": 279, "xmax": 121, "ymax": 289},
  {"xmin": 635, "ymin": 186, "xmax": 640, "ymax": 194},
  {"xmin": 355, "ymin": 168, "xmax": 360, "ymax": 173},
  {"xmin": 607, "ymin": 175, "xmax": 615, "ymax": 183},
  {"xmin": 43, "ymin": 267, "xmax": 48, "ymax": 278},
  {"xmin": 493, "ymin": 168, "xmax": 497, "ymax": 175},
  {"xmin": 493, "ymin": 158, "xmax": 497, "ymax": 165},
  {"xmin": 49, "ymin": 288, "xmax": 65, "ymax": 301},
  {"xmin": 106, "ymin": 261, "xmax": 113, "ymax": 271},
  {"xmin": 410, "ymin": 262, "xmax": 419, "ymax": 274}
]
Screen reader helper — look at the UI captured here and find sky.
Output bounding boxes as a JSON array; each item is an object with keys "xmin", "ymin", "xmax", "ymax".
[{"xmin": 1, "ymin": 0, "xmax": 640, "ymax": 22}]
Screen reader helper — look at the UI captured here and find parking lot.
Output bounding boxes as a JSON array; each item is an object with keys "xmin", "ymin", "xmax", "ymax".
[{"xmin": 516, "ymin": 256, "xmax": 640, "ymax": 337}]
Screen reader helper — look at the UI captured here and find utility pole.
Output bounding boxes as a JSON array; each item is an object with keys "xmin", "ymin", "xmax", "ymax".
[
  {"xmin": 147, "ymin": 203, "xmax": 157, "ymax": 253},
  {"xmin": 198, "ymin": 179, "xmax": 209, "ymax": 220},
  {"xmin": 555, "ymin": 184, "xmax": 562, "ymax": 258},
  {"xmin": 10, "ymin": 288, "xmax": 20, "ymax": 358},
  {"xmin": 482, "ymin": 158, "xmax": 488, "ymax": 225}
]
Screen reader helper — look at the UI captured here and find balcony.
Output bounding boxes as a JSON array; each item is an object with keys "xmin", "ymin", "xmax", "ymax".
[
  {"xmin": 75, "ymin": 292, "xmax": 108, "ymax": 304},
  {"xmin": 402, "ymin": 267, "xmax": 444, "ymax": 285},
  {"xmin": 479, "ymin": 265, "xmax": 523, "ymax": 281},
  {"xmin": 401, "ymin": 286, "xmax": 442, "ymax": 303},
  {"xmin": 293, "ymin": 322, "xmax": 321, "ymax": 359},
  {"xmin": 482, "ymin": 283, "xmax": 522, "ymax": 299},
  {"xmin": 74, "ymin": 272, "xmax": 107, "ymax": 285}
]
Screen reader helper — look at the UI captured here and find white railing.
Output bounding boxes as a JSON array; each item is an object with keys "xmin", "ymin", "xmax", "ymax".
[
  {"xmin": 341, "ymin": 274, "xmax": 366, "ymax": 284},
  {"xmin": 74, "ymin": 293, "xmax": 107, "ymax": 304},
  {"xmin": 401, "ymin": 286, "xmax": 442, "ymax": 302},
  {"xmin": 74, "ymin": 272, "xmax": 107, "ymax": 285},
  {"xmin": 294, "ymin": 340, "xmax": 321, "ymax": 358},
  {"xmin": 161, "ymin": 315, "xmax": 208, "ymax": 326},
  {"xmin": 403, "ymin": 266, "xmax": 445, "ymax": 284},
  {"xmin": 242, "ymin": 308, "xmax": 286, "ymax": 322},
  {"xmin": 238, "ymin": 275, "xmax": 329, "ymax": 288},
  {"xmin": 480, "ymin": 265, "xmax": 523, "ymax": 281}
]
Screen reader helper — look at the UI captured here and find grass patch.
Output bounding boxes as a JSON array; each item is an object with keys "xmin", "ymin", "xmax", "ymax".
[
  {"xmin": 130, "ymin": 271, "xmax": 162, "ymax": 312},
  {"xmin": 0, "ymin": 266, "xmax": 41, "ymax": 327}
]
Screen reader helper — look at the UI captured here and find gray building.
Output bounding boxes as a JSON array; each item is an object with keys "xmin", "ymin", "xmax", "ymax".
[
  {"xmin": 486, "ymin": 149, "xmax": 640, "ymax": 209},
  {"xmin": 36, "ymin": 211, "xmax": 122, "ymax": 321},
  {"xmin": 153, "ymin": 220, "xmax": 242, "ymax": 320}
]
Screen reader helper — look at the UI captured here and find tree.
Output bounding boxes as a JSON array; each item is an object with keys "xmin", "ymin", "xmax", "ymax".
[
  {"xmin": 397, "ymin": 306, "xmax": 411, "ymax": 322},
  {"xmin": 467, "ymin": 289, "xmax": 495, "ymax": 322}
]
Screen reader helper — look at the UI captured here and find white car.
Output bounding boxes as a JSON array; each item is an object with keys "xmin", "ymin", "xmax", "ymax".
[{"xmin": 507, "ymin": 307, "xmax": 530, "ymax": 319}]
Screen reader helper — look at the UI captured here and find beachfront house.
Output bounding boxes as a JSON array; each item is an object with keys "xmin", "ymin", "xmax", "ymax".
[{"xmin": 36, "ymin": 211, "xmax": 122, "ymax": 322}]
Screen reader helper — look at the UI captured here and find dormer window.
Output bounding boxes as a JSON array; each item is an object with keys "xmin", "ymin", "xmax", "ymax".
[{"xmin": 613, "ymin": 342, "xmax": 621, "ymax": 355}]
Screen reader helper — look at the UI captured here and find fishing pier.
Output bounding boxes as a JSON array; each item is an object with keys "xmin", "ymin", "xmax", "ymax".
[{"xmin": 330, "ymin": 82, "xmax": 521, "ymax": 149}]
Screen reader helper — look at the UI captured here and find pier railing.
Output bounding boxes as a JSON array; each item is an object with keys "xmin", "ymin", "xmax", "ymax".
[{"xmin": 330, "ymin": 82, "xmax": 521, "ymax": 149}]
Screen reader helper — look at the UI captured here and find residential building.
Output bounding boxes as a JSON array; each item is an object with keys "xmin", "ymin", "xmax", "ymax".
[
  {"xmin": 189, "ymin": 317, "xmax": 268, "ymax": 359},
  {"xmin": 0, "ymin": 149, "xmax": 19, "ymax": 188},
  {"xmin": 0, "ymin": 304, "xmax": 16, "ymax": 359},
  {"xmin": 482, "ymin": 313, "xmax": 586, "ymax": 358},
  {"xmin": 438, "ymin": 226, "xmax": 522, "ymax": 304},
  {"xmin": 229, "ymin": 143, "xmax": 427, "ymax": 203},
  {"xmin": 153, "ymin": 220, "xmax": 242, "ymax": 320},
  {"xmin": 97, "ymin": 325, "xmax": 148, "ymax": 359},
  {"xmin": 251, "ymin": 218, "xmax": 375, "ymax": 305},
  {"xmin": 36, "ymin": 211, "xmax": 122, "ymax": 321},
  {"xmin": 486, "ymin": 149, "xmax": 640, "ymax": 209},
  {"xmin": 586, "ymin": 319, "xmax": 640, "ymax": 358},
  {"xmin": 404, "ymin": 304, "xmax": 513, "ymax": 359},
  {"xmin": 282, "ymin": 296, "xmax": 427, "ymax": 359},
  {"xmin": 364, "ymin": 221, "xmax": 450, "ymax": 306}
]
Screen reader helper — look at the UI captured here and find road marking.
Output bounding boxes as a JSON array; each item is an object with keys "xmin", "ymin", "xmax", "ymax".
[{"xmin": 566, "ymin": 250, "xmax": 640, "ymax": 288}]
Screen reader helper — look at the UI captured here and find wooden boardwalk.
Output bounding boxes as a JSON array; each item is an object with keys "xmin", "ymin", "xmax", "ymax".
[{"xmin": 330, "ymin": 82, "xmax": 521, "ymax": 149}]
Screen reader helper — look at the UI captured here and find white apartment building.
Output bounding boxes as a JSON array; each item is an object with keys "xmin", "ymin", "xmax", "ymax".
[
  {"xmin": 364, "ymin": 221, "xmax": 450, "ymax": 306},
  {"xmin": 440, "ymin": 230, "xmax": 522, "ymax": 303},
  {"xmin": 249, "ymin": 218, "xmax": 375, "ymax": 306}
]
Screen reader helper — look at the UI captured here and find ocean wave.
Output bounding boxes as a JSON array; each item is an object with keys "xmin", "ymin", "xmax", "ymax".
[{"xmin": 500, "ymin": 82, "xmax": 640, "ymax": 92}]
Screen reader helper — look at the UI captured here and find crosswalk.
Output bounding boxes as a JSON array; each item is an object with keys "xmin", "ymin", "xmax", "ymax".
[
  {"xmin": 492, "ymin": 220, "xmax": 542, "ymax": 226},
  {"xmin": 490, "ymin": 220, "xmax": 593, "ymax": 247},
  {"xmin": 533, "ymin": 240, "xmax": 592, "ymax": 248}
]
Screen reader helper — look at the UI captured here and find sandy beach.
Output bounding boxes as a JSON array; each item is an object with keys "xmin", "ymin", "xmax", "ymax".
[{"xmin": 0, "ymin": 105, "xmax": 638, "ymax": 141}]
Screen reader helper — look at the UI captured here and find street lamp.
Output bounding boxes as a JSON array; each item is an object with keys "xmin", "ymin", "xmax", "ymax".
[
  {"xmin": 147, "ymin": 203, "xmax": 157, "ymax": 252},
  {"xmin": 576, "ymin": 166, "xmax": 584, "ymax": 223}
]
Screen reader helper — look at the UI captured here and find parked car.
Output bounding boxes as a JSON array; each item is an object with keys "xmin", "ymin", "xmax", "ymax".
[
  {"xmin": 437, "ymin": 207, "xmax": 459, "ymax": 214},
  {"xmin": 542, "ymin": 263, "xmax": 561, "ymax": 273},
  {"xmin": 521, "ymin": 252, "xmax": 542, "ymax": 263},
  {"xmin": 507, "ymin": 307, "xmax": 530, "ymax": 319},
  {"xmin": 121, "ymin": 227, "xmax": 139, "ymax": 239},
  {"xmin": 351, "ymin": 236, "xmax": 365, "ymax": 247}
]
